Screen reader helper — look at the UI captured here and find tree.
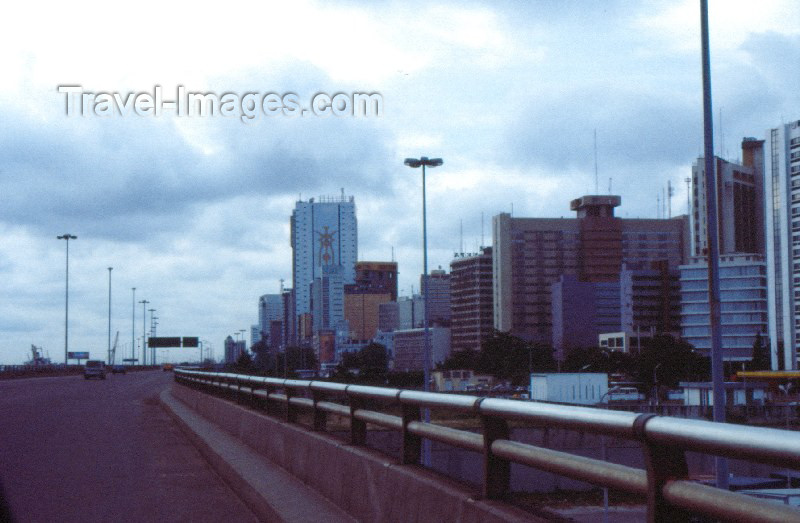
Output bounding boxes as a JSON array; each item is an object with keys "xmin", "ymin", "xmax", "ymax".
[
  {"xmin": 283, "ymin": 346, "xmax": 317, "ymax": 374},
  {"xmin": 234, "ymin": 350, "xmax": 253, "ymax": 372},
  {"xmin": 477, "ymin": 331, "xmax": 555, "ymax": 385},
  {"xmin": 750, "ymin": 332, "xmax": 770, "ymax": 371},
  {"xmin": 336, "ymin": 343, "xmax": 388, "ymax": 384},
  {"xmin": 632, "ymin": 335, "xmax": 708, "ymax": 397},
  {"xmin": 437, "ymin": 349, "xmax": 480, "ymax": 371}
]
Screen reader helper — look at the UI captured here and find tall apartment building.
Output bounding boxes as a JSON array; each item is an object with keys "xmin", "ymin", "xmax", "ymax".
[
  {"xmin": 450, "ymin": 247, "xmax": 493, "ymax": 353},
  {"xmin": 691, "ymin": 139, "xmax": 764, "ymax": 257},
  {"xmin": 493, "ymin": 195, "xmax": 688, "ymax": 347},
  {"xmin": 765, "ymin": 119, "xmax": 800, "ymax": 370},
  {"xmin": 421, "ymin": 269, "xmax": 451, "ymax": 326},
  {"xmin": 680, "ymin": 254, "xmax": 767, "ymax": 361},
  {"xmin": 291, "ymin": 194, "xmax": 357, "ymax": 342}
]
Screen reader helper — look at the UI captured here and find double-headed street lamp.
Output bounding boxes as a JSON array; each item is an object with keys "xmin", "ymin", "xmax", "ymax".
[
  {"xmin": 57, "ymin": 234, "xmax": 77, "ymax": 365},
  {"xmin": 404, "ymin": 156, "xmax": 443, "ymax": 466},
  {"xmin": 403, "ymin": 156, "xmax": 443, "ymax": 393}
]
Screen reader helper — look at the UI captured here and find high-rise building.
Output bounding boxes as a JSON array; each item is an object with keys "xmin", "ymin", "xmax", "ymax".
[
  {"xmin": 281, "ymin": 288, "xmax": 295, "ymax": 349},
  {"xmin": 224, "ymin": 335, "xmax": 246, "ymax": 363},
  {"xmin": 765, "ymin": 119, "xmax": 800, "ymax": 370},
  {"xmin": 450, "ymin": 247, "xmax": 493, "ymax": 353},
  {"xmin": 353, "ymin": 261, "xmax": 398, "ymax": 300},
  {"xmin": 551, "ymin": 275, "xmax": 621, "ymax": 356},
  {"xmin": 691, "ymin": 138, "xmax": 765, "ymax": 257},
  {"xmin": 291, "ymin": 194, "xmax": 358, "ymax": 342},
  {"xmin": 680, "ymin": 253, "xmax": 767, "ymax": 361},
  {"xmin": 493, "ymin": 195, "xmax": 688, "ymax": 348},
  {"xmin": 343, "ymin": 261, "xmax": 397, "ymax": 341},
  {"xmin": 311, "ymin": 265, "xmax": 346, "ymax": 335},
  {"xmin": 344, "ymin": 290, "xmax": 391, "ymax": 341},
  {"xmin": 258, "ymin": 294, "xmax": 283, "ymax": 340},
  {"xmin": 421, "ymin": 268, "xmax": 451, "ymax": 326},
  {"xmin": 620, "ymin": 260, "xmax": 681, "ymax": 336}
]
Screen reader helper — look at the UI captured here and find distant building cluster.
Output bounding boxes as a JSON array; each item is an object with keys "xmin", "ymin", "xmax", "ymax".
[{"xmin": 228, "ymin": 118, "xmax": 799, "ymax": 374}]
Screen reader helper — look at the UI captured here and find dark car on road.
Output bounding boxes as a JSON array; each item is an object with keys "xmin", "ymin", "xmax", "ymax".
[
  {"xmin": 83, "ymin": 360, "xmax": 107, "ymax": 380},
  {"xmin": 111, "ymin": 365, "xmax": 126, "ymax": 374}
]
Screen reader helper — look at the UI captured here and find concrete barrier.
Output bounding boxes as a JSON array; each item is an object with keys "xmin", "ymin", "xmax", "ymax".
[{"xmin": 168, "ymin": 383, "xmax": 542, "ymax": 522}]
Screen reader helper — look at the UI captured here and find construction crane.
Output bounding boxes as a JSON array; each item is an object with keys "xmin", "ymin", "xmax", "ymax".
[{"xmin": 29, "ymin": 344, "xmax": 50, "ymax": 365}]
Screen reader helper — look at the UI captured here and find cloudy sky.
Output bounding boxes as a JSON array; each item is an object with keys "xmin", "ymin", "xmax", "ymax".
[{"xmin": 1, "ymin": 1, "xmax": 798, "ymax": 364}]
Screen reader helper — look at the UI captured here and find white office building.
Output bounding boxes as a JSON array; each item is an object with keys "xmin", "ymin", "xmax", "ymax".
[
  {"xmin": 764, "ymin": 119, "xmax": 800, "ymax": 370},
  {"xmin": 680, "ymin": 254, "xmax": 768, "ymax": 361}
]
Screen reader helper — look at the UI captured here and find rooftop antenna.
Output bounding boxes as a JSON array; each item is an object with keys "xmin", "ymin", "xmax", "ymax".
[
  {"xmin": 719, "ymin": 107, "xmax": 725, "ymax": 159},
  {"xmin": 608, "ymin": 177, "xmax": 612, "ymax": 194},
  {"xmin": 511, "ymin": 202, "xmax": 514, "ymax": 217},
  {"xmin": 279, "ymin": 278, "xmax": 284, "ymax": 292},
  {"xmin": 594, "ymin": 129, "xmax": 599, "ymax": 194},
  {"xmin": 391, "ymin": 246, "xmax": 395, "ymax": 262}
]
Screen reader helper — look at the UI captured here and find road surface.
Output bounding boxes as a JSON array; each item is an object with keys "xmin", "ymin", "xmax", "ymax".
[{"xmin": 0, "ymin": 371, "xmax": 258, "ymax": 522}]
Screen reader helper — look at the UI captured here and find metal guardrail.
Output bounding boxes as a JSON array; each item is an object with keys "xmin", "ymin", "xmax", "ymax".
[{"xmin": 175, "ymin": 369, "xmax": 800, "ymax": 522}]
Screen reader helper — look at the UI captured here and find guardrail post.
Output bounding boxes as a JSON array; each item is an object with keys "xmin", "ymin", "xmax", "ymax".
[
  {"xmin": 312, "ymin": 390, "xmax": 327, "ymax": 431},
  {"xmin": 349, "ymin": 395, "xmax": 367, "ymax": 445},
  {"xmin": 482, "ymin": 414, "xmax": 510, "ymax": 500},
  {"xmin": 286, "ymin": 386, "xmax": 297, "ymax": 423},
  {"xmin": 633, "ymin": 413, "xmax": 692, "ymax": 522},
  {"xmin": 264, "ymin": 384, "xmax": 275, "ymax": 416},
  {"xmin": 401, "ymin": 403, "xmax": 422, "ymax": 465}
]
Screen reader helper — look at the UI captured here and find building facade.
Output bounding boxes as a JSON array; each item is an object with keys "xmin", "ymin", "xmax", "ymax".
[
  {"xmin": 493, "ymin": 195, "xmax": 688, "ymax": 348},
  {"xmin": 450, "ymin": 247, "xmax": 494, "ymax": 353},
  {"xmin": 765, "ymin": 119, "xmax": 800, "ymax": 370},
  {"xmin": 691, "ymin": 141, "xmax": 765, "ymax": 258},
  {"xmin": 392, "ymin": 327, "xmax": 451, "ymax": 373},
  {"xmin": 680, "ymin": 254, "xmax": 768, "ymax": 361},
  {"xmin": 291, "ymin": 194, "xmax": 357, "ymax": 341},
  {"xmin": 421, "ymin": 268, "xmax": 451, "ymax": 326}
]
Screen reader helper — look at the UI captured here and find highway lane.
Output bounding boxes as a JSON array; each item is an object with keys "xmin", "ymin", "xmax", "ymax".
[{"xmin": 0, "ymin": 371, "xmax": 258, "ymax": 522}]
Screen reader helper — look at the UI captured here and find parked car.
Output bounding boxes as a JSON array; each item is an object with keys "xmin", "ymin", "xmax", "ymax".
[
  {"xmin": 111, "ymin": 364, "xmax": 126, "ymax": 374},
  {"xmin": 84, "ymin": 360, "xmax": 107, "ymax": 380}
]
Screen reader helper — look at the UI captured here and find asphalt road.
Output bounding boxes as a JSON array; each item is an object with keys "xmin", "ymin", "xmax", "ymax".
[{"xmin": 0, "ymin": 371, "xmax": 258, "ymax": 522}]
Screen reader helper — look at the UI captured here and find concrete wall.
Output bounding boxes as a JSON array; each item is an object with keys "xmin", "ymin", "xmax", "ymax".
[{"xmin": 170, "ymin": 383, "xmax": 537, "ymax": 523}]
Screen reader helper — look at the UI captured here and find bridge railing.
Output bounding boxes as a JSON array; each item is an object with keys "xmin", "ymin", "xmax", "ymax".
[{"xmin": 174, "ymin": 368, "xmax": 800, "ymax": 522}]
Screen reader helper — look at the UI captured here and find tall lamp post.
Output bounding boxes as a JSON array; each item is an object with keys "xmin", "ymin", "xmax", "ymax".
[
  {"xmin": 140, "ymin": 300, "xmax": 149, "ymax": 365},
  {"xmin": 107, "ymin": 267, "xmax": 113, "ymax": 364},
  {"xmin": 57, "ymin": 234, "xmax": 77, "ymax": 365},
  {"xmin": 131, "ymin": 288, "xmax": 136, "ymax": 365},
  {"xmin": 404, "ymin": 156, "xmax": 443, "ymax": 466},
  {"xmin": 700, "ymin": 0, "xmax": 728, "ymax": 490}
]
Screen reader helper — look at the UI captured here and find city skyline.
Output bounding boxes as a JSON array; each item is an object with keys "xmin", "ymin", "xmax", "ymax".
[{"xmin": 1, "ymin": 1, "xmax": 798, "ymax": 363}]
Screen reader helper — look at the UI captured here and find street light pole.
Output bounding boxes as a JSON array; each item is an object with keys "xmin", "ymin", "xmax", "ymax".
[
  {"xmin": 404, "ymin": 156, "xmax": 443, "ymax": 467},
  {"xmin": 700, "ymin": 0, "xmax": 728, "ymax": 490},
  {"xmin": 131, "ymin": 288, "xmax": 136, "ymax": 365},
  {"xmin": 107, "ymin": 267, "xmax": 113, "ymax": 365},
  {"xmin": 57, "ymin": 234, "xmax": 77, "ymax": 366},
  {"xmin": 140, "ymin": 300, "xmax": 149, "ymax": 366}
]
